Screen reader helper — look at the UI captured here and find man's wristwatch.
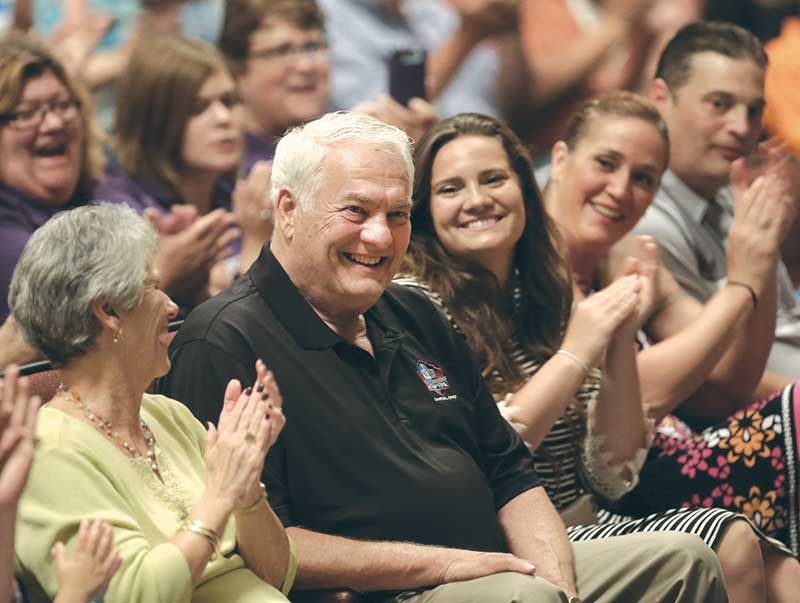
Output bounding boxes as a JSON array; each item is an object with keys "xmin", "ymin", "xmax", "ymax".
[{"xmin": 568, "ymin": 597, "xmax": 582, "ymax": 603}]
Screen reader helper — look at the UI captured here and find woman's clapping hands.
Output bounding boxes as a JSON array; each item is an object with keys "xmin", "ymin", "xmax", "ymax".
[
  {"xmin": 561, "ymin": 235, "xmax": 660, "ymax": 369},
  {"xmin": 615, "ymin": 235, "xmax": 661, "ymax": 335},
  {"xmin": 205, "ymin": 360, "xmax": 285, "ymax": 511}
]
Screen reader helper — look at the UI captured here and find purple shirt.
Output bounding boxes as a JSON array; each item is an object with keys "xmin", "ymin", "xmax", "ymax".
[
  {"xmin": 94, "ymin": 165, "xmax": 241, "ymax": 263},
  {"xmin": 242, "ymin": 131, "xmax": 277, "ymax": 176},
  {"xmin": 94, "ymin": 164, "xmax": 233, "ymax": 215},
  {"xmin": 0, "ymin": 183, "xmax": 89, "ymax": 321}
]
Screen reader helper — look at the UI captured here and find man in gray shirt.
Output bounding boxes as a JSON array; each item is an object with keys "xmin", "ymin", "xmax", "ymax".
[{"xmin": 636, "ymin": 21, "xmax": 800, "ymax": 379}]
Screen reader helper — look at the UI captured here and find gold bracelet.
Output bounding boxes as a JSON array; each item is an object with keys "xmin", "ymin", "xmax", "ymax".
[
  {"xmin": 180, "ymin": 518, "xmax": 221, "ymax": 559},
  {"xmin": 235, "ymin": 482, "xmax": 268, "ymax": 515}
]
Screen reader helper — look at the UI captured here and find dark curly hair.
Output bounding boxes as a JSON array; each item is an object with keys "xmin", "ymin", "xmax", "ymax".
[{"xmin": 403, "ymin": 113, "xmax": 572, "ymax": 394}]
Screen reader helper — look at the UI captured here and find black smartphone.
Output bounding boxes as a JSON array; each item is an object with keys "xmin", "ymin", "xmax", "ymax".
[{"xmin": 388, "ymin": 48, "xmax": 427, "ymax": 107}]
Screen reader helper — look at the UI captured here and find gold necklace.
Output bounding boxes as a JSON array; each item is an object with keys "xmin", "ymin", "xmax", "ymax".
[{"xmin": 58, "ymin": 384, "xmax": 160, "ymax": 475}]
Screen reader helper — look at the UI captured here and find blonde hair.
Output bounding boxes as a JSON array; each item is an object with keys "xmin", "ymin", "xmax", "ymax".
[{"xmin": 564, "ymin": 91, "xmax": 670, "ymax": 158}]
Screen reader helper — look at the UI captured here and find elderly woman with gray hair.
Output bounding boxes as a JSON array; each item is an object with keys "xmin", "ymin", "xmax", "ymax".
[{"xmin": 10, "ymin": 203, "xmax": 295, "ymax": 603}]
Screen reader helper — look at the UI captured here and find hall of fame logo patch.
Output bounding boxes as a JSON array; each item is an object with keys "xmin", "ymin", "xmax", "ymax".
[{"xmin": 415, "ymin": 360, "xmax": 457, "ymax": 402}]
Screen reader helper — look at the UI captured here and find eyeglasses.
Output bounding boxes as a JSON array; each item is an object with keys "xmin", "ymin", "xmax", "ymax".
[
  {"xmin": 0, "ymin": 98, "xmax": 80, "ymax": 131},
  {"xmin": 190, "ymin": 91, "xmax": 242, "ymax": 116},
  {"xmin": 249, "ymin": 40, "xmax": 329, "ymax": 63}
]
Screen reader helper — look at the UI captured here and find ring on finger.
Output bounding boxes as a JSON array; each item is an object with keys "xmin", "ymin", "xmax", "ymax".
[{"xmin": 244, "ymin": 432, "xmax": 256, "ymax": 443}]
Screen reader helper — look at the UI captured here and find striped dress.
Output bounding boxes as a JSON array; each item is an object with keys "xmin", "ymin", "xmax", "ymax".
[{"xmin": 394, "ymin": 274, "xmax": 791, "ymax": 555}]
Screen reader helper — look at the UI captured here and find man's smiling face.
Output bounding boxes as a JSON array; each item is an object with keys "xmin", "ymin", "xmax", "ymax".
[{"xmin": 286, "ymin": 140, "xmax": 412, "ymax": 317}]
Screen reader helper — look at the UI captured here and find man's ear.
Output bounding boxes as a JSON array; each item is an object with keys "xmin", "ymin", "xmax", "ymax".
[
  {"xmin": 550, "ymin": 141, "xmax": 570, "ymax": 183},
  {"xmin": 650, "ymin": 78, "xmax": 671, "ymax": 109},
  {"xmin": 274, "ymin": 187, "xmax": 298, "ymax": 241}
]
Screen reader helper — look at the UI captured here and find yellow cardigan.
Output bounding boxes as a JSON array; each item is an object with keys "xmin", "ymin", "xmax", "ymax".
[{"xmin": 16, "ymin": 393, "xmax": 296, "ymax": 603}]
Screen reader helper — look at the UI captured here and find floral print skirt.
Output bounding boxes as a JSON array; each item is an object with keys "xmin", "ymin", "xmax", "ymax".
[{"xmin": 606, "ymin": 382, "xmax": 799, "ymax": 555}]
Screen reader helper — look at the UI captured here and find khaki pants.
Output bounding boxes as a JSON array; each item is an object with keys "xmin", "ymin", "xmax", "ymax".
[{"xmin": 390, "ymin": 532, "xmax": 727, "ymax": 603}]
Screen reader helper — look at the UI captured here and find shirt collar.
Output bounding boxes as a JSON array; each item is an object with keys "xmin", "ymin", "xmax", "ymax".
[
  {"xmin": 249, "ymin": 246, "xmax": 398, "ymax": 350},
  {"xmin": 659, "ymin": 169, "xmax": 716, "ymax": 225},
  {"xmin": 248, "ymin": 245, "xmax": 345, "ymax": 350}
]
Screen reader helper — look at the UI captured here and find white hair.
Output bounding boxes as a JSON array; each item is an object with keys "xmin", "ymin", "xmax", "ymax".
[
  {"xmin": 9, "ymin": 203, "xmax": 158, "ymax": 365},
  {"xmin": 270, "ymin": 111, "xmax": 414, "ymax": 212}
]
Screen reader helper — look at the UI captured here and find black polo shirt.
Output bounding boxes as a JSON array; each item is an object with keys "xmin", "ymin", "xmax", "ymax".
[{"xmin": 157, "ymin": 247, "xmax": 541, "ymax": 553}]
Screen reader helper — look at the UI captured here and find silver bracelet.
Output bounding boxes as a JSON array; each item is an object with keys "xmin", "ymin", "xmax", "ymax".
[{"xmin": 556, "ymin": 349, "xmax": 590, "ymax": 375}]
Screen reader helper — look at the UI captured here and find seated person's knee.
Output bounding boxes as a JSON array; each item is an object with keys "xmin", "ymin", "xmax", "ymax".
[{"xmin": 473, "ymin": 572, "xmax": 567, "ymax": 603}]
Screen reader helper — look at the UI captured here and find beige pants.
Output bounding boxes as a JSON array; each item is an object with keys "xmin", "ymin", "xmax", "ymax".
[{"xmin": 390, "ymin": 532, "xmax": 727, "ymax": 603}]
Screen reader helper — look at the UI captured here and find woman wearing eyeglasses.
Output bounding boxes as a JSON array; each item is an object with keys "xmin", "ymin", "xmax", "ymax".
[
  {"xmin": 0, "ymin": 32, "xmax": 104, "ymax": 327},
  {"xmin": 11, "ymin": 203, "xmax": 295, "ymax": 603},
  {"xmin": 218, "ymin": 0, "xmax": 438, "ymax": 180},
  {"xmin": 218, "ymin": 0, "xmax": 331, "ymax": 176},
  {"xmin": 0, "ymin": 32, "xmax": 242, "ymax": 347}
]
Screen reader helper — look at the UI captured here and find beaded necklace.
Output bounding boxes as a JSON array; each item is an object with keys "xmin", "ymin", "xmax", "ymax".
[{"xmin": 58, "ymin": 384, "xmax": 160, "ymax": 476}]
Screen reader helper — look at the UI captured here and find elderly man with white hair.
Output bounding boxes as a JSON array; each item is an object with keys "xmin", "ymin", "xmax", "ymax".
[{"xmin": 159, "ymin": 111, "xmax": 727, "ymax": 602}]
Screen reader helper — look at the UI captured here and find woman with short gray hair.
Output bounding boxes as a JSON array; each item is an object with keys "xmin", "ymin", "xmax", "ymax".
[
  {"xmin": 11, "ymin": 204, "xmax": 296, "ymax": 602},
  {"xmin": 11, "ymin": 204, "xmax": 158, "ymax": 367}
]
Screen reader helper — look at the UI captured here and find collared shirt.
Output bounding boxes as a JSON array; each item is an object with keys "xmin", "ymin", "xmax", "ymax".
[
  {"xmin": 317, "ymin": 0, "xmax": 500, "ymax": 117},
  {"xmin": 0, "ymin": 182, "xmax": 89, "ymax": 321},
  {"xmin": 158, "ymin": 247, "xmax": 541, "ymax": 559},
  {"xmin": 634, "ymin": 169, "xmax": 800, "ymax": 378}
]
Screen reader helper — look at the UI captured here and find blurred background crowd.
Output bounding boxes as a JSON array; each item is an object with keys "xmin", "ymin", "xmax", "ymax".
[{"xmin": 3, "ymin": 1, "xmax": 800, "ymax": 602}]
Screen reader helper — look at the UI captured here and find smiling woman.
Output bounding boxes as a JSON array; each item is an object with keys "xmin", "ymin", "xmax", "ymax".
[
  {"xmin": 545, "ymin": 95, "xmax": 669, "ymax": 274},
  {"xmin": 11, "ymin": 203, "xmax": 295, "ymax": 603},
  {"xmin": 0, "ymin": 31, "xmax": 105, "ymax": 324},
  {"xmin": 540, "ymin": 91, "xmax": 800, "ymax": 598}
]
